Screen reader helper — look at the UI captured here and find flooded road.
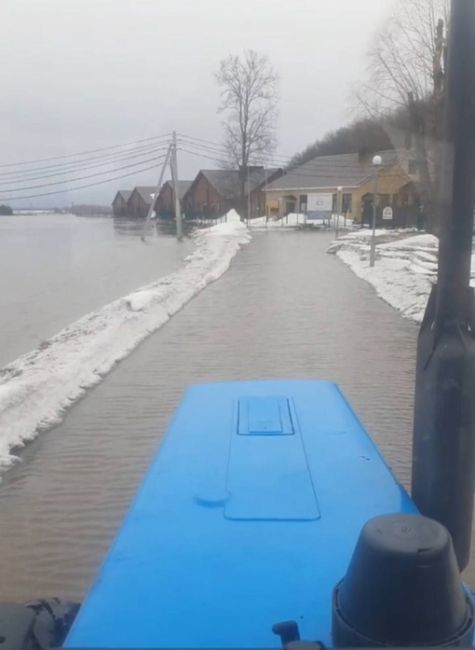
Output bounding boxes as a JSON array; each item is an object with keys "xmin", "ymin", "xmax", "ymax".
[{"xmin": 0, "ymin": 228, "xmax": 471, "ymax": 601}]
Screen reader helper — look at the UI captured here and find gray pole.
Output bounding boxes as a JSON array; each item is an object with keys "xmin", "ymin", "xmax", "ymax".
[
  {"xmin": 412, "ymin": 0, "xmax": 475, "ymax": 571},
  {"xmin": 146, "ymin": 145, "xmax": 171, "ymax": 222},
  {"xmin": 171, "ymin": 131, "xmax": 183, "ymax": 241}
]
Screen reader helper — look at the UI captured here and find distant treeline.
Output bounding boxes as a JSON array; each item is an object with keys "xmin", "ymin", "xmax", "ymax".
[{"xmin": 70, "ymin": 204, "xmax": 112, "ymax": 216}]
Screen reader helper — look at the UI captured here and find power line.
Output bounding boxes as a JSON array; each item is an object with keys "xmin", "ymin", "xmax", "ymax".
[
  {"xmin": 2, "ymin": 160, "xmax": 165, "ymax": 202},
  {"xmin": 177, "ymin": 135, "xmax": 404, "ymax": 173},
  {"xmin": 178, "ymin": 141, "xmax": 291, "ymax": 167},
  {"xmin": 0, "ymin": 140, "xmax": 172, "ymax": 179},
  {"xmin": 0, "ymin": 133, "xmax": 172, "ymax": 169},
  {"xmin": 176, "ymin": 135, "xmax": 293, "ymax": 166},
  {"xmin": 0, "ymin": 154, "xmax": 167, "ymax": 198},
  {"xmin": 0, "ymin": 144, "xmax": 170, "ymax": 185},
  {"xmin": 177, "ymin": 132, "xmax": 295, "ymax": 162},
  {"xmin": 176, "ymin": 132, "xmax": 226, "ymax": 149},
  {"xmin": 177, "ymin": 143, "xmax": 290, "ymax": 170}
]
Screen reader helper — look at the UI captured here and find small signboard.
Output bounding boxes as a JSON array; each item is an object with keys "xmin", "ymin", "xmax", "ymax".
[
  {"xmin": 307, "ymin": 193, "xmax": 333, "ymax": 221},
  {"xmin": 382, "ymin": 206, "xmax": 393, "ymax": 221}
]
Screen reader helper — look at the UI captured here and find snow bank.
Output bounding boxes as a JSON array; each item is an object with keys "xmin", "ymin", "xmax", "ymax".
[
  {"xmin": 0, "ymin": 214, "xmax": 251, "ymax": 471},
  {"xmin": 328, "ymin": 231, "xmax": 440, "ymax": 322}
]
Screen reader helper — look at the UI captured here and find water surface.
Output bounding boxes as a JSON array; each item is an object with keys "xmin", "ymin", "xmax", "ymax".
[
  {"xmin": 0, "ymin": 230, "xmax": 444, "ymax": 602},
  {"xmin": 0, "ymin": 213, "xmax": 192, "ymax": 366}
]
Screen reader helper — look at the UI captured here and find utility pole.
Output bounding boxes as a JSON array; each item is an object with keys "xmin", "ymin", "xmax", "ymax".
[
  {"xmin": 412, "ymin": 0, "xmax": 475, "ymax": 571},
  {"xmin": 171, "ymin": 131, "xmax": 183, "ymax": 241},
  {"xmin": 146, "ymin": 145, "xmax": 171, "ymax": 221}
]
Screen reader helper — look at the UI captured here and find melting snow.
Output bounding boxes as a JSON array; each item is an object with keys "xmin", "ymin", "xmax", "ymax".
[
  {"xmin": 327, "ymin": 230, "xmax": 474, "ymax": 324},
  {"xmin": 0, "ymin": 213, "xmax": 251, "ymax": 472}
]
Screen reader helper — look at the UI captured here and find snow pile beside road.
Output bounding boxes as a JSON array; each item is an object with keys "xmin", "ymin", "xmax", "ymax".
[
  {"xmin": 328, "ymin": 230, "xmax": 439, "ymax": 322},
  {"xmin": 0, "ymin": 214, "xmax": 251, "ymax": 472}
]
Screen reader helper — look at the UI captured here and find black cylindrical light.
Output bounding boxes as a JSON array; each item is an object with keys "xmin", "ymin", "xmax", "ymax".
[{"xmin": 332, "ymin": 514, "xmax": 474, "ymax": 647}]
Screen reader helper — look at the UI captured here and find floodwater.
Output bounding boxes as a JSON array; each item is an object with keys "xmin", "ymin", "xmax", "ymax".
[
  {"xmin": 0, "ymin": 213, "xmax": 193, "ymax": 367},
  {"xmin": 0, "ymin": 223, "xmax": 473, "ymax": 603}
]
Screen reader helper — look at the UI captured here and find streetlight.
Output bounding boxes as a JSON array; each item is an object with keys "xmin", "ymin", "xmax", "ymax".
[
  {"xmin": 335, "ymin": 186, "xmax": 343, "ymax": 239},
  {"xmin": 369, "ymin": 155, "xmax": 382, "ymax": 267}
]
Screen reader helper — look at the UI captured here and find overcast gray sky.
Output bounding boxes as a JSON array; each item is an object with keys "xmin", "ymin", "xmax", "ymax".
[{"xmin": 0, "ymin": 0, "xmax": 393, "ymax": 207}]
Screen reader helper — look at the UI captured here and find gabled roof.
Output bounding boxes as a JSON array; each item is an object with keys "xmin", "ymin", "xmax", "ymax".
[
  {"xmin": 160, "ymin": 180, "xmax": 193, "ymax": 200},
  {"xmin": 188, "ymin": 167, "xmax": 283, "ymax": 200},
  {"xmin": 266, "ymin": 151, "xmax": 400, "ymax": 192},
  {"xmin": 201, "ymin": 170, "xmax": 241, "ymax": 199},
  {"xmin": 113, "ymin": 190, "xmax": 132, "ymax": 203},
  {"xmin": 131, "ymin": 186, "xmax": 157, "ymax": 205}
]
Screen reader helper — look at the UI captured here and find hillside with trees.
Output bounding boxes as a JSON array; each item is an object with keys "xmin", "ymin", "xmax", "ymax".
[{"xmin": 291, "ymin": 0, "xmax": 448, "ymax": 232}]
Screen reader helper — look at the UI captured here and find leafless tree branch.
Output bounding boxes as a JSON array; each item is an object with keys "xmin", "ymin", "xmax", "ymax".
[{"xmin": 216, "ymin": 50, "xmax": 278, "ymax": 216}]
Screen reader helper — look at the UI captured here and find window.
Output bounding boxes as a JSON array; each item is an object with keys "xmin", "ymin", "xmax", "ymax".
[{"xmin": 342, "ymin": 193, "xmax": 352, "ymax": 214}]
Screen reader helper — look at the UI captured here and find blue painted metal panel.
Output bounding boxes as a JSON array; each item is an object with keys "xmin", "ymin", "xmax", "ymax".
[
  {"xmin": 238, "ymin": 396, "xmax": 294, "ymax": 435},
  {"xmin": 66, "ymin": 380, "xmax": 417, "ymax": 649}
]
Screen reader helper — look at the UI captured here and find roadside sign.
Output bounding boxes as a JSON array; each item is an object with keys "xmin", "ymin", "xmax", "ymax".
[
  {"xmin": 382, "ymin": 206, "xmax": 393, "ymax": 220},
  {"xmin": 307, "ymin": 193, "xmax": 333, "ymax": 220}
]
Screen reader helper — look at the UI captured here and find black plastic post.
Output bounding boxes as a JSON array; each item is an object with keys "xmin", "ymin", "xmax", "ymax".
[{"xmin": 412, "ymin": 0, "xmax": 475, "ymax": 571}]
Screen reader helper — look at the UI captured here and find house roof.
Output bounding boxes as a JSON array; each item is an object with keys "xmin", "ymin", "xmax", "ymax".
[
  {"xmin": 161, "ymin": 180, "xmax": 193, "ymax": 200},
  {"xmin": 266, "ymin": 151, "xmax": 400, "ymax": 192},
  {"xmin": 113, "ymin": 190, "xmax": 132, "ymax": 203},
  {"xmin": 201, "ymin": 170, "xmax": 240, "ymax": 199},
  {"xmin": 132, "ymin": 186, "xmax": 157, "ymax": 205},
  {"xmin": 194, "ymin": 167, "xmax": 283, "ymax": 199}
]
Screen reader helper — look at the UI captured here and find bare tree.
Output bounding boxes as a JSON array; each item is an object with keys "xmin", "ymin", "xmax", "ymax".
[
  {"xmin": 216, "ymin": 50, "xmax": 278, "ymax": 217},
  {"xmin": 356, "ymin": 0, "xmax": 449, "ymax": 230}
]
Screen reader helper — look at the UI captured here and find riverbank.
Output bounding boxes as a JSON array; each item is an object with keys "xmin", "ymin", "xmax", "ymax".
[{"xmin": 0, "ymin": 213, "xmax": 249, "ymax": 472}]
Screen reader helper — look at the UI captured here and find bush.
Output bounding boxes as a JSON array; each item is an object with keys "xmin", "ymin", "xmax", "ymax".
[{"xmin": 0, "ymin": 204, "xmax": 13, "ymax": 215}]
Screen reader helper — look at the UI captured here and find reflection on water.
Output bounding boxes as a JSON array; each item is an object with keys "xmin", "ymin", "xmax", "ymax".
[
  {"xmin": 0, "ymin": 213, "xmax": 193, "ymax": 367},
  {"xmin": 113, "ymin": 216, "xmax": 201, "ymax": 238},
  {"xmin": 0, "ymin": 229, "xmax": 474, "ymax": 603}
]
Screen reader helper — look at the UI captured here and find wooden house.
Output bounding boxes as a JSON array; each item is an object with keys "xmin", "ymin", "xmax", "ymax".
[
  {"xmin": 155, "ymin": 180, "xmax": 193, "ymax": 218},
  {"xmin": 182, "ymin": 167, "xmax": 283, "ymax": 219},
  {"xmin": 127, "ymin": 186, "xmax": 157, "ymax": 219},
  {"xmin": 112, "ymin": 190, "xmax": 132, "ymax": 217}
]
